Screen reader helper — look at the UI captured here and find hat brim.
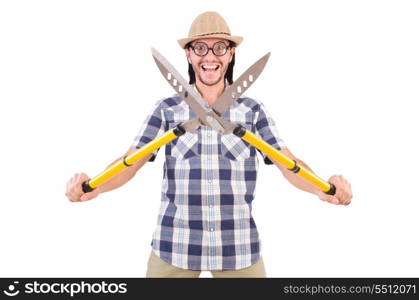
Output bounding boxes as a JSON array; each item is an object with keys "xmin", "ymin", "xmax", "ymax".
[{"xmin": 178, "ymin": 34, "xmax": 243, "ymax": 49}]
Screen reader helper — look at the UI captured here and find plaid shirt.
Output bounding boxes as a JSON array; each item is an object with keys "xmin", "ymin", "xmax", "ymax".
[{"xmin": 132, "ymin": 95, "xmax": 286, "ymax": 271}]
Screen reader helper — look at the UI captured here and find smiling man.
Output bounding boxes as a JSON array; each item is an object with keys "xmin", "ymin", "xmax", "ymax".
[
  {"xmin": 185, "ymin": 38, "xmax": 235, "ymax": 105},
  {"xmin": 65, "ymin": 11, "xmax": 352, "ymax": 277}
]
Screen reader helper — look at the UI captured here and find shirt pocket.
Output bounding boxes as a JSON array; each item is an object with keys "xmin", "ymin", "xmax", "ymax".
[
  {"xmin": 220, "ymin": 121, "xmax": 253, "ymax": 161},
  {"xmin": 166, "ymin": 120, "xmax": 199, "ymax": 159}
]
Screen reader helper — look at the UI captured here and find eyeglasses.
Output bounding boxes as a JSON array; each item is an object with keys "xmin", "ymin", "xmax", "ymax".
[{"xmin": 189, "ymin": 41, "xmax": 230, "ymax": 57}]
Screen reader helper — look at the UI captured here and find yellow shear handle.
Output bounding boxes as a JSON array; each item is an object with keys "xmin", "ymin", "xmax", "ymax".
[
  {"xmin": 82, "ymin": 125, "xmax": 185, "ymax": 193},
  {"xmin": 233, "ymin": 126, "xmax": 336, "ymax": 195}
]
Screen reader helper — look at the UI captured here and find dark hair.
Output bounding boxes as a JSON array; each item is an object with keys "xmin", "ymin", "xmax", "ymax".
[{"xmin": 186, "ymin": 42, "xmax": 236, "ymax": 85}]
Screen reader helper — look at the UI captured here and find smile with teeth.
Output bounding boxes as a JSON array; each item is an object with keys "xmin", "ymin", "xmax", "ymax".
[{"xmin": 201, "ymin": 64, "xmax": 220, "ymax": 71}]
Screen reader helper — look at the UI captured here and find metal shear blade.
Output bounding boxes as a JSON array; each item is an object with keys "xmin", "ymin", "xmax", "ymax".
[{"xmin": 151, "ymin": 48, "xmax": 270, "ymax": 134}]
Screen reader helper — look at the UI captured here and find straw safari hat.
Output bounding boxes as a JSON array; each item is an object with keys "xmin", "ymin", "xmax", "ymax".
[{"xmin": 178, "ymin": 11, "xmax": 243, "ymax": 49}]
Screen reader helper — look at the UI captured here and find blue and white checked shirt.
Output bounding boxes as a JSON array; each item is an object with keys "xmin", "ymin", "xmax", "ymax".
[{"xmin": 132, "ymin": 94, "xmax": 286, "ymax": 271}]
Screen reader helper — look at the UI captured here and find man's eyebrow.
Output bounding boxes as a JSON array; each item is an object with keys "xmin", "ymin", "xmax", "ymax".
[{"xmin": 192, "ymin": 41, "xmax": 229, "ymax": 46}]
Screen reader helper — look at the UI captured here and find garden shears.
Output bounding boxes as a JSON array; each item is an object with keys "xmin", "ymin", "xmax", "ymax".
[{"xmin": 82, "ymin": 49, "xmax": 336, "ymax": 196}]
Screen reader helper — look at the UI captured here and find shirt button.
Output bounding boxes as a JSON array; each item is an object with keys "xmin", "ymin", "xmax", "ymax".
[
  {"xmin": 210, "ymin": 228, "xmax": 215, "ymax": 232},
  {"xmin": 209, "ymin": 204, "xmax": 213, "ymax": 208},
  {"xmin": 208, "ymin": 180, "xmax": 212, "ymax": 184}
]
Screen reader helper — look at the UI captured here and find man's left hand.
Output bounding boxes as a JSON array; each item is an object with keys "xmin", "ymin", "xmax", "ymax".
[{"xmin": 316, "ymin": 175, "xmax": 352, "ymax": 205}]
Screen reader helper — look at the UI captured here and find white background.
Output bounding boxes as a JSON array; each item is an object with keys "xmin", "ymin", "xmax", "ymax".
[{"xmin": 1, "ymin": 0, "xmax": 418, "ymax": 277}]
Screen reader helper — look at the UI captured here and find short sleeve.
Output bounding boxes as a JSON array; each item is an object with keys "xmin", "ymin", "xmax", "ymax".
[
  {"xmin": 254, "ymin": 102, "xmax": 287, "ymax": 165},
  {"xmin": 131, "ymin": 99, "xmax": 165, "ymax": 162}
]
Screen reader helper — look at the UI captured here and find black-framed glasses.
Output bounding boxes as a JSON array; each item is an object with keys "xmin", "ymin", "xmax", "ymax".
[{"xmin": 189, "ymin": 41, "xmax": 230, "ymax": 57}]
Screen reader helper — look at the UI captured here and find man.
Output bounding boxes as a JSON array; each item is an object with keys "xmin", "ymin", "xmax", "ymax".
[{"xmin": 65, "ymin": 11, "xmax": 352, "ymax": 277}]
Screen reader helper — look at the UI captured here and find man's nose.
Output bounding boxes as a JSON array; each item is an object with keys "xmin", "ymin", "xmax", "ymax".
[{"xmin": 204, "ymin": 48, "xmax": 217, "ymax": 59}]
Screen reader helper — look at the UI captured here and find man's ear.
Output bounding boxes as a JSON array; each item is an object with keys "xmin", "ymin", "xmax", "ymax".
[
  {"xmin": 229, "ymin": 47, "xmax": 236, "ymax": 63},
  {"xmin": 185, "ymin": 48, "xmax": 192, "ymax": 64}
]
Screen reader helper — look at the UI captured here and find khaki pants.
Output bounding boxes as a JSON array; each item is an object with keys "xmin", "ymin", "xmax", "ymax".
[{"xmin": 146, "ymin": 251, "xmax": 266, "ymax": 278}]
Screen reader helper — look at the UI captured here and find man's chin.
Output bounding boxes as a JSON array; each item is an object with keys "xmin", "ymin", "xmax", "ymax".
[{"xmin": 198, "ymin": 75, "xmax": 223, "ymax": 87}]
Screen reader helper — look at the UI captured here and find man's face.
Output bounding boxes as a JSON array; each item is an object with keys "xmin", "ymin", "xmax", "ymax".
[{"xmin": 185, "ymin": 38, "xmax": 235, "ymax": 87}]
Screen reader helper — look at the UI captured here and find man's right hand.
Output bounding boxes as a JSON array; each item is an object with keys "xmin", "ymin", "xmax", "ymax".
[{"xmin": 65, "ymin": 173, "xmax": 100, "ymax": 202}]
